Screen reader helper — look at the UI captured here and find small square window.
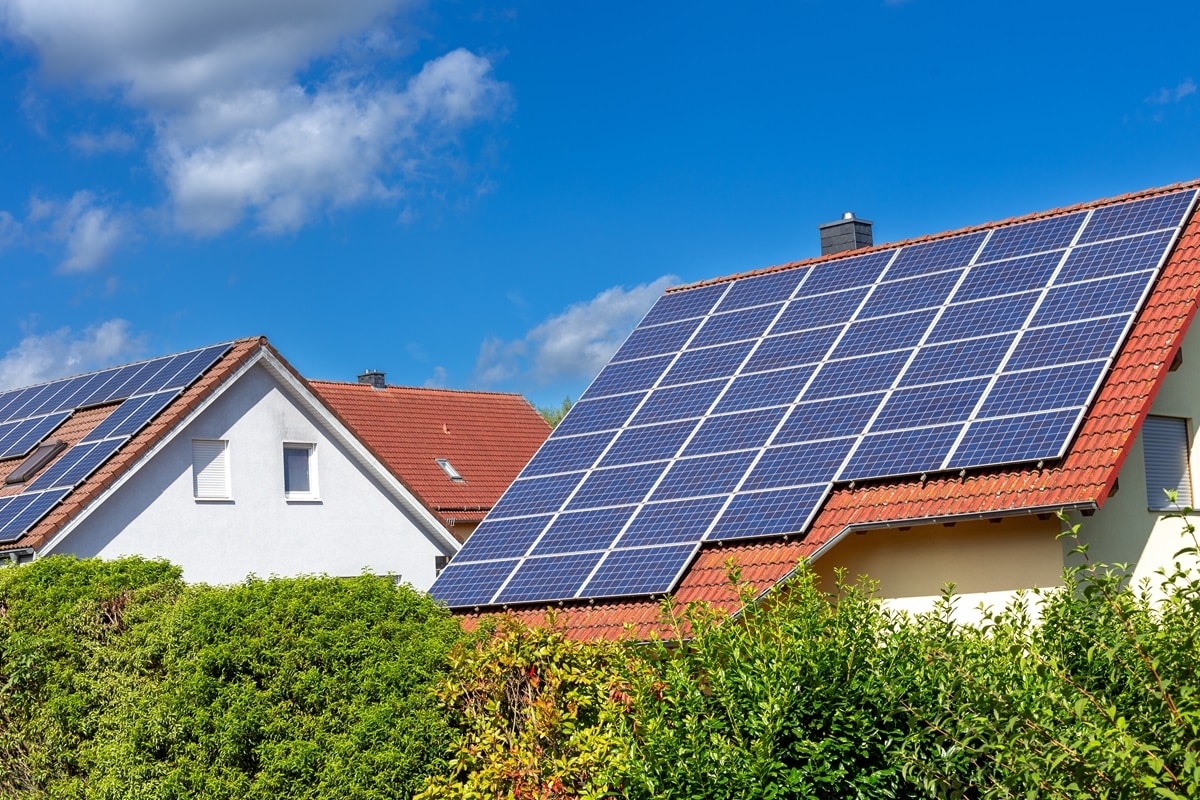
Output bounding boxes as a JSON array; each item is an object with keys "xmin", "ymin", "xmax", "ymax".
[
  {"xmin": 284, "ymin": 443, "xmax": 318, "ymax": 500},
  {"xmin": 1143, "ymin": 416, "xmax": 1193, "ymax": 510}
]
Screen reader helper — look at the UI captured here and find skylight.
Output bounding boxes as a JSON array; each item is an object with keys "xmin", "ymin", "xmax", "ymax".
[{"xmin": 436, "ymin": 458, "xmax": 465, "ymax": 482}]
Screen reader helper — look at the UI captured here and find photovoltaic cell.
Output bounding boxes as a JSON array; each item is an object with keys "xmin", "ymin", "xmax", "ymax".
[
  {"xmin": 708, "ymin": 484, "xmax": 829, "ymax": 541},
  {"xmin": 640, "ymin": 283, "xmax": 726, "ymax": 327},
  {"xmin": 581, "ymin": 355, "xmax": 672, "ymax": 400},
  {"xmin": 430, "ymin": 189, "xmax": 1195, "ymax": 609},
  {"xmin": 976, "ymin": 211, "xmax": 1086, "ymax": 263},
  {"xmin": 495, "ymin": 552, "xmax": 603, "ymax": 604},
  {"xmin": 0, "ymin": 412, "xmax": 70, "ymax": 459},
  {"xmin": 29, "ymin": 437, "xmax": 126, "ymax": 491},
  {"xmin": 619, "ymin": 497, "xmax": 727, "ymax": 547},
  {"xmin": 530, "ymin": 506, "xmax": 636, "ymax": 555},
  {"xmin": 600, "ymin": 419, "xmax": 697, "ymax": 467},
  {"xmin": 451, "ymin": 516, "xmax": 553, "ymax": 563},
  {"xmin": 0, "ymin": 488, "xmax": 70, "ymax": 543},
  {"xmin": 583, "ymin": 544, "xmax": 697, "ymax": 598}
]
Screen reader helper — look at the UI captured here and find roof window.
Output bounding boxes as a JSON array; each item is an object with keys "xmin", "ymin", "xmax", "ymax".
[
  {"xmin": 436, "ymin": 458, "xmax": 465, "ymax": 482},
  {"xmin": 6, "ymin": 438, "xmax": 67, "ymax": 485}
]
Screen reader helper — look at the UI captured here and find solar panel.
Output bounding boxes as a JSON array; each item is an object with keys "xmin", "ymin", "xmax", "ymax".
[{"xmin": 431, "ymin": 188, "xmax": 1199, "ymax": 609}]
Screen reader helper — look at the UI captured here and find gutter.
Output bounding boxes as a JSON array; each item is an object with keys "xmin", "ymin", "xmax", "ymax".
[{"xmin": 0, "ymin": 547, "xmax": 35, "ymax": 566}]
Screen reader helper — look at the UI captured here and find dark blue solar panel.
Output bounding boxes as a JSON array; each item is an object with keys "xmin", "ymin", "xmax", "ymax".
[
  {"xmin": 631, "ymin": 380, "xmax": 724, "ymax": 425},
  {"xmin": 163, "ymin": 344, "xmax": 230, "ymax": 391},
  {"xmin": 495, "ymin": 552, "xmax": 604, "ymax": 604},
  {"xmin": 81, "ymin": 391, "xmax": 170, "ymax": 443},
  {"xmin": 976, "ymin": 211, "xmax": 1087, "ymax": 263},
  {"xmin": 0, "ymin": 388, "xmax": 28, "ymax": 422},
  {"xmin": 871, "ymin": 379, "xmax": 989, "ymax": 432},
  {"xmin": 1077, "ymin": 190, "xmax": 1196, "ymax": 245},
  {"xmin": 887, "ymin": 231, "xmax": 988, "ymax": 280},
  {"xmin": 773, "ymin": 287, "xmax": 868, "ymax": 333},
  {"xmin": 1007, "ymin": 316, "xmax": 1128, "ymax": 372},
  {"xmin": 902, "ymin": 334, "xmax": 1015, "ymax": 386},
  {"xmin": 708, "ymin": 484, "xmax": 829, "ymax": 541},
  {"xmin": 840, "ymin": 423, "xmax": 963, "ymax": 481},
  {"xmin": 799, "ymin": 250, "xmax": 893, "ymax": 295},
  {"xmin": 977, "ymin": 361, "xmax": 1106, "ymax": 418},
  {"xmin": 714, "ymin": 365, "xmax": 815, "ymax": 414},
  {"xmin": 430, "ymin": 560, "xmax": 518, "ymax": 607},
  {"xmin": 742, "ymin": 326, "xmax": 840, "ymax": 372},
  {"xmin": 804, "ymin": 350, "xmax": 910, "ymax": 400},
  {"xmin": 531, "ymin": 506, "xmax": 636, "ymax": 555},
  {"xmin": 0, "ymin": 488, "xmax": 69, "ymax": 542},
  {"xmin": 554, "ymin": 392, "xmax": 644, "ymax": 436},
  {"xmin": 833, "ymin": 309, "xmax": 935, "ymax": 359},
  {"xmin": 690, "ymin": 303, "xmax": 781, "ymax": 348},
  {"xmin": 25, "ymin": 380, "xmax": 79, "ymax": 419},
  {"xmin": 47, "ymin": 371, "xmax": 111, "ymax": 413},
  {"xmin": 583, "ymin": 544, "xmax": 697, "ymax": 598},
  {"xmin": 1056, "ymin": 230, "xmax": 1174, "ymax": 285},
  {"xmin": 948, "ymin": 409, "xmax": 1080, "ymax": 468},
  {"xmin": 29, "ymin": 438, "xmax": 126, "ymax": 491},
  {"xmin": 774, "ymin": 392, "xmax": 885, "ymax": 444},
  {"xmin": 0, "ymin": 494, "xmax": 37, "ymax": 544},
  {"xmin": 640, "ymin": 283, "xmax": 727, "ymax": 327},
  {"xmin": 103, "ymin": 358, "xmax": 169, "ymax": 402},
  {"xmin": 5, "ymin": 384, "xmax": 58, "ymax": 422},
  {"xmin": 80, "ymin": 364, "xmax": 142, "ymax": 407},
  {"xmin": 684, "ymin": 407, "xmax": 787, "ymax": 456},
  {"xmin": 1033, "ymin": 271, "xmax": 1153, "ymax": 328},
  {"xmin": 134, "ymin": 352, "xmax": 191, "ymax": 394},
  {"xmin": 651, "ymin": 451, "xmax": 757, "ymax": 501},
  {"xmin": 663, "ymin": 341, "xmax": 754, "ymax": 386},
  {"xmin": 619, "ymin": 497, "xmax": 727, "ymax": 547},
  {"xmin": 582, "ymin": 355, "xmax": 673, "ymax": 400},
  {"xmin": 566, "ymin": 462, "xmax": 665, "ymax": 510},
  {"xmin": 743, "ymin": 438, "xmax": 855, "ymax": 491},
  {"xmin": 859, "ymin": 270, "xmax": 962, "ymax": 319},
  {"xmin": 612, "ymin": 318, "xmax": 701, "ymax": 362},
  {"xmin": 0, "ymin": 413, "xmax": 70, "ymax": 459},
  {"xmin": 955, "ymin": 251, "xmax": 1062, "ymax": 303},
  {"xmin": 717, "ymin": 268, "xmax": 810, "ymax": 312},
  {"xmin": 521, "ymin": 432, "xmax": 613, "ymax": 478},
  {"xmin": 600, "ymin": 419, "xmax": 697, "ymax": 467},
  {"xmin": 452, "ymin": 516, "xmax": 553, "ymax": 563},
  {"xmin": 489, "ymin": 472, "xmax": 582, "ymax": 518},
  {"xmin": 928, "ymin": 292, "xmax": 1039, "ymax": 344}
]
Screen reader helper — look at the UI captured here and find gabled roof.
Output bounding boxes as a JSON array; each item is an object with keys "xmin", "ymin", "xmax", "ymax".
[
  {"xmin": 458, "ymin": 179, "xmax": 1200, "ymax": 640},
  {"xmin": 309, "ymin": 381, "xmax": 551, "ymax": 535},
  {"xmin": 1, "ymin": 337, "xmax": 460, "ymax": 559}
]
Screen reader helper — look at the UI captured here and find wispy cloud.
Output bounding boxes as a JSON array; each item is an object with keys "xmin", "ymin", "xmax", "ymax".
[
  {"xmin": 474, "ymin": 276, "xmax": 678, "ymax": 389},
  {"xmin": 2, "ymin": 0, "xmax": 510, "ymax": 238},
  {"xmin": 26, "ymin": 191, "xmax": 131, "ymax": 273},
  {"xmin": 0, "ymin": 211, "xmax": 20, "ymax": 248},
  {"xmin": 69, "ymin": 129, "xmax": 137, "ymax": 156},
  {"xmin": 0, "ymin": 319, "xmax": 145, "ymax": 389},
  {"xmin": 1146, "ymin": 78, "xmax": 1196, "ymax": 105}
]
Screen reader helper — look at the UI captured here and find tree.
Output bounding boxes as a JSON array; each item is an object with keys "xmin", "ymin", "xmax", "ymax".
[{"xmin": 536, "ymin": 396, "xmax": 573, "ymax": 429}]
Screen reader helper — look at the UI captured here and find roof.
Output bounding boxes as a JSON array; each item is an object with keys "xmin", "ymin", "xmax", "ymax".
[
  {"xmin": 308, "ymin": 381, "xmax": 551, "ymax": 535},
  {"xmin": 1, "ymin": 337, "xmax": 460, "ymax": 558},
  {"xmin": 458, "ymin": 179, "xmax": 1200, "ymax": 640}
]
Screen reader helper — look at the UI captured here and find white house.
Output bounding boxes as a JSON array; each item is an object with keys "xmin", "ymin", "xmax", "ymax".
[{"xmin": 0, "ymin": 337, "xmax": 459, "ymax": 587}]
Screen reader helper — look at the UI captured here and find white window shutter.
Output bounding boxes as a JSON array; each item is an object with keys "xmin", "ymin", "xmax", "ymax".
[
  {"xmin": 192, "ymin": 439, "xmax": 230, "ymax": 499},
  {"xmin": 1142, "ymin": 416, "xmax": 1192, "ymax": 510}
]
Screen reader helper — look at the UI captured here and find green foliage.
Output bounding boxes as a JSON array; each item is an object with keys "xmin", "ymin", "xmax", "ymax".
[
  {"xmin": 0, "ymin": 557, "xmax": 465, "ymax": 800},
  {"xmin": 536, "ymin": 397, "xmax": 573, "ymax": 429},
  {"xmin": 417, "ymin": 615, "xmax": 628, "ymax": 800}
]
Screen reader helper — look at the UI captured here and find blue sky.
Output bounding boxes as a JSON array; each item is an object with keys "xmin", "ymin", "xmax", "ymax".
[{"xmin": 0, "ymin": 1, "xmax": 1197, "ymax": 408}]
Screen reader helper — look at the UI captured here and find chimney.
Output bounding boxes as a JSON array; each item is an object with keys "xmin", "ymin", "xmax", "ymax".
[
  {"xmin": 818, "ymin": 212, "xmax": 873, "ymax": 256},
  {"xmin": 358, "ymin": 370, "xmax": 386, "ymax": 389}
]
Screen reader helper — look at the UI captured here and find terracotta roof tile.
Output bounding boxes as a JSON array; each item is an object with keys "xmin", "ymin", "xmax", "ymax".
[
  {"xmin": 460, "ymin": 180, "xmax": 1200, "ymax": 641},
  {"xmin": 309, "ymin": 381, "xmax": 550, "ymax": 528}
]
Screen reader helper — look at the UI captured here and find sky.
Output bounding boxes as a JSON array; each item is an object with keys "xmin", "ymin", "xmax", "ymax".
[{"xmin": 0, "ymin": 1, "xmax": 1197, "ymax": 409}]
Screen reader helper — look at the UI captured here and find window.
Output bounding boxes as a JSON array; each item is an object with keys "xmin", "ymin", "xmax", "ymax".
[
  {"xmin": 192, "ymin": 439, "xmax": 230, "ymax": 500},
  {"xmin": 284, "ymin": 443, "xmax": 318, "ymax": 500},
  {"xmin": 436, "ymin": 458, "xmax": 465, "ymax": 482},
  {"xmin": 5, "ymin": 438, "xmax": 67, "ymax": 485},
  {"xmin": 1143, "ymin": 416, "xmax": 1193, "ymax": 510},
  {"xmin": 435, "ymin": 555, "xmax": 451, "ymax": 576}
]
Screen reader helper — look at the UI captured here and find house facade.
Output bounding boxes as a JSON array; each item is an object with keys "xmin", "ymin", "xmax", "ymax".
[{"xmin": 0, "ymin": 338, "xmax": 459, "ymax": 587}]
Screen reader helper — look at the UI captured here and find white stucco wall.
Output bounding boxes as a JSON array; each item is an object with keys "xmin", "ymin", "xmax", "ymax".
[{"xmin": 45, "ymin": 362, "xmax": 454, "ymax": 588}]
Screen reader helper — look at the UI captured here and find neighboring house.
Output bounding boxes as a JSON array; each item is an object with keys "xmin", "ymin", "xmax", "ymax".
[
  {"xmin": 0, "ymin": 337, "xmax": 459, "ymax": 587},
  {"xmin": 432, "ymin": 180, "xmax": 1200, "ymax": 639},
  {"xmin": 310, "ymin": 376, "xmax": 551, "ymax": 543}
]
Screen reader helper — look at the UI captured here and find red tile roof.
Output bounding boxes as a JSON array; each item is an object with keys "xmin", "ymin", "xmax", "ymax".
[
  {"xmin": 309, "ymin": 382, "xmax": 550, "ymax": 530},
  {"xmin": 460, "ymin": 179, "xmax": 1200, "ymax": 641}
]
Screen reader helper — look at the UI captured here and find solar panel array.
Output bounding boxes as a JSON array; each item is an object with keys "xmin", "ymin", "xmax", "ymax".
[
  {"xmin": 0, "ymin": 343, "xmax": 232, "ymax": 545},
  {"xmin": 431, "ymin": 189, "xmax": 1199, "ymax": 609}
]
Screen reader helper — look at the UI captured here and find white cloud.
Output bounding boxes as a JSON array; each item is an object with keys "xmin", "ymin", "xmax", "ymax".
[
  {"xmin": 0, "ymin": 211, "xmax": 20, "ymax": 247},
  {"xmin": 0, "ymin": 319, "xmax": 145, "ymax": 389},
  {"xmin": 1, "ymin": 0, "xmax": 509, "ymax": 237},
  {"xmin": 32, "ymin": 191, "xmax": 130, "ymax": 272},
  {"xmin": 474, "ymin": 276, "xmax": 678, "ymax": 389},
  {"xmin": 1146, "ymin": 78, "xmax": 1197, "ymax": 105},
  {"xmin": 69, "ymin": 129, "xmax": 137, "ymax": 155}
]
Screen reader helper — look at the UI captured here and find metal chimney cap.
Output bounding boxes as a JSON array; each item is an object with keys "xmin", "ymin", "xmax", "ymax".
[{"xmin": 842, "ymin": 211, "xmax": 856, "ymax": 220}]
